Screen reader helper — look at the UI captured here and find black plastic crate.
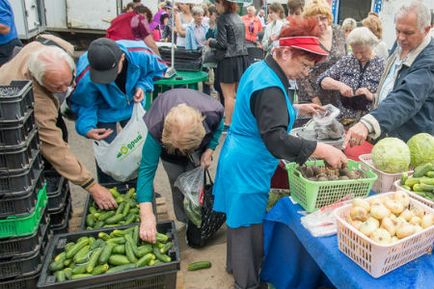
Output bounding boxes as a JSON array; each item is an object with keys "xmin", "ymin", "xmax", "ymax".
[
  {"xmin": 0, "ymin": 269, "xmax": 41, "ymax": 289},
  {"xmin": 49, "ymin": 195, "xmax": 71, "ymax": 233},
  {"xmin": 81, "ymin": 181, "xmax": 156, "ymax": 230},
  {"xmin": 47, "ymin": 177, "xmax": 68, "ymax": 213},
  {"xmin": 0, "ymin": 110, "xmax": 37, "ymax": 148},
  {"xmin": 0, "ymin": 152, "xmax": 44, "ymax": 194},
  {"xmin": 0, "ymin": 81, "xmax": 34, "ymax": 122},
  {"xmin": 0, "ymin": 211, "xmax": 49, "ymax": 260},
  {"xmin": 43, "ymin": 169, "xmax": 62, "ymax": 195},
  {"xmin": 48, "ymin": 192, "xmax": 71, "ymax": 227},
  {"xmin": 0, "ymin": 171, "xmax": 44, "ymax": 219},
  {"xmin": 37, "ymin": 221, "xmax": 180, "ymax": 289},
  {"xmin": 0, "ymin": 129, "xmax": 40, "ymax": 171},
  {"xmin": 0, "ymin": 219, "xmax": 51, "ymax": 281}
]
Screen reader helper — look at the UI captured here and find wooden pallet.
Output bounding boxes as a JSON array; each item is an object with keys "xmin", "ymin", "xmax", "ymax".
[{"xmin": 68, "ymin": 197, "xmax": 170, "ymax": 232}]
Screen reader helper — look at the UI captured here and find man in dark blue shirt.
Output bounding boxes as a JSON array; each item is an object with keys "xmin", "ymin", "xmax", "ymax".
[{"xmin": 0, "ymin": 0, "xmax": 22, "ymax": 65}]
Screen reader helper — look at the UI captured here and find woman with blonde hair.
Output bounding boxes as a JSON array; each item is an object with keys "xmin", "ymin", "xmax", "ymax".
[
  {"xmin": 362, "ymin": 12, "xmax": 389, "ymax": 59},
  {"xmin": 297, "ymin": 0, "xmax": 346, "ymax": 107},
  {"xmin": 137, "ymin": 88, "xmax": 224, "ymax": 245},
  {"xmin": 341, "ymin": 17, "xmax": 357, "ymax": 39}
]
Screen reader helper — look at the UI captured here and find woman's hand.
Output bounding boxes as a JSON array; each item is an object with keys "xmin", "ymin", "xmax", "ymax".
[
  {"xmin": 339, "ymin": 83, "xmax": 354, "ymax": 97},
  {"xmin": 343, "ymin": 122, "xmax": 369, "ymax": 148},
  {"xmin": 200, "ymin": 148, "xmax": 214, "ymax": 169},
  {"xmin": 294, "ymin": 103, "xmax": 325, "ymax": 116},
  {"xmin": 86, "ymin": 128, "xmax": 113, "ymax": 140},
  {"xmin": 139, "ymin": 203, "xmax": 157, "ymax": 243},
  {"xmin": 355, "ymin": 87, "xmax": 374, "ymax": 101},
  {"xmin": 312, "ymin": 143, "xmax": 348, "ymax": 168},
  {"xmin": 134, "ymin": 88, "xmax": 144, "ymax": 103}
]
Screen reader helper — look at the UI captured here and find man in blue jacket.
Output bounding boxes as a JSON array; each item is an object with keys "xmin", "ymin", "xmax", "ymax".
[
  {"xmin": 70, "ymin": 38, "xmax": 167, "ymax": 182},
  {"xmin": 344, "ymin": 1, "xmax": 434, "ymax": 147},
  {"xmin": 0, "ymin": 0, "xmax": 22, "ymax": 65}
]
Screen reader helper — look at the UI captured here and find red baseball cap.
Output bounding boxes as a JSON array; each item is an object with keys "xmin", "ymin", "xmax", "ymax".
[{"xmin": 279, "ymin": 36, "xmax": 329, "ymax": 56}]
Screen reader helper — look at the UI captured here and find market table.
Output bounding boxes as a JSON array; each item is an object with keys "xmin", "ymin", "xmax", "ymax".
[
  {"xmin": 260, "ymin": 197, "xmax": 434, "ymax": 289},
  {"xmin": 153, "ymin": 70, "xmax": 208, "ymax": 97}
]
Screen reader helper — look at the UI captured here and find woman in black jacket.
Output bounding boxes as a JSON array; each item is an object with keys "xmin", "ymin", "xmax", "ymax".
[{"xmin": 207, "ymin": 0, "xmax": 250, "ymax": 132}]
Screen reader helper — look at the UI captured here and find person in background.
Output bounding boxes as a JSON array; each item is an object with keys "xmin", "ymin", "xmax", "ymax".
[
  {"xmin": 318, "ymin": 27, "xmax": 385, "ymax": 126},
  {"xmin": 262, "ymin": 3, "xmax": 286, "ymax": 53},
  {"xmin": 207, "ymin": 0, "xmax": 250, "ymax": 132},
  {"xmin": 131, "ymin": 5, "xmax": 160, "ymax": 55},
  {"xmin": 106, "ymin": 4, "xmax": 159, "ymax": 55},
  {"xmin": 242, "ymin": 5, "xmax": 263, "ymax": 47},
  {"xmin": 160, "ymin": 13, "xmax": 171, "ymax": 42},
  {"xmin": 185, "ymin": 6, "xmax": 209, "ymax": 50},
  {"xmin": 136, "ymin": 89, "xmax": 224, "ymax": 244},
  {"xmin": 206, "ymin": 5, "xmax": 218, "ymax": 40},
  {"xmin": 362, "ymin": 12, "xmax": 389, "ymax": 59},
  {"xmin": 345, "ymin": 1, "xmax": 434, "ymax": 147},
  {"xmin": 0, "ymin": 35, "xmax": 117, "ymax": 210},
  {"xmin": 202, "ymin": 3, "xmax": 210, "ymax": 24},
  {"xmin": 258, "ymin": 9, "xmax": 266, "ymax": 26},
  {"xmin": 70, "ymin": 38, "xmax": 167, "ymax": 183},
  {"xmin": 0, "ymin": 0, "xmax": 22, "ymax": 66},
  {"xmin": 213, "ymin": 17, "xmax": 348, "ymax": 289},
  {"xmin": 122, "ymin": 2, "xmax": 135, "ymax": 13},
  {"xmin": 151, "ymin": 1, "xmax": 168, "ymax": 32},
  {"xmin": 341, "ymin": 18, "xmax": 357, "ymax": 39},
  {"xmin": 287, "ymin": 0, "xmax": 305, "ymax": 16},
  {"xmin": 175, "ymin": 3, "xmax": 193, "ymax": 47},
  {"xmin": 430, "ymin": 10, "xmax": 434, "ymax": 38},
  {"xmin": 297, "ymin": 0, "xmax": 346, "ymax": 107}
]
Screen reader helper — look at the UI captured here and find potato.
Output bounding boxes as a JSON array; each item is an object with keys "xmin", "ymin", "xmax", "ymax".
[
  {"xmin": 370, "ymin": 204, "xmax": 391, "ymax": 220},
  {"xmin": 396, "ymin": 222, "xmax": 415, "ymax": 239},
  {"xmin": 384, "ymin": 199, "xmax": 405, "ymax": 215},
  {"xmin": 370, "ymin": 228, "xmax": 392, "ymax": 245},
  {"xmin": 350, "ymin": 206, "xmax": 369, "ymax": 221}
]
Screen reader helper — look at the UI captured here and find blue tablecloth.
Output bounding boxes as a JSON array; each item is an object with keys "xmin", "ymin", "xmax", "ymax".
[{"xmin": 261, "ymin": 197, "xmax": 434, "ymax": 289}]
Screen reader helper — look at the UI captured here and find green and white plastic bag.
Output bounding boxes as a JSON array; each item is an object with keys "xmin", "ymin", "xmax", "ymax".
[{"xmin": 93, "ymin": 103, "xmax": 148, "ymax": 182}]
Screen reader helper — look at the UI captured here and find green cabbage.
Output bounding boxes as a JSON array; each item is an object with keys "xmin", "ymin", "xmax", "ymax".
[
  {"xmin": 407, "ymin": 133, "xmax": 434, "ymax": 168},
  {"xmin": 371, "ymin": 138, "xmax": 411, "ymax": 173}
]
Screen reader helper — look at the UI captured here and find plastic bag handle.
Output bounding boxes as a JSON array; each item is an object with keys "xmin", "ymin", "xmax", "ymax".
[
  {"xmin": 133, "ymin": 103, "xmax": 146, "ymax": 122},
  {"xmin": 204, "ymin": 169, "xmax": 213, "ymax": 186}
]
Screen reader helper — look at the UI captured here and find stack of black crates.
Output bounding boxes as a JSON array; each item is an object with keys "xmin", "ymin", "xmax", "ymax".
[
  {"xmin": 0, "ymin": 81, "xmax": 49, "ymax": 289},
  {"xmin": 44, "ymin": 167, "xmax": 72, "ymax": 234}
]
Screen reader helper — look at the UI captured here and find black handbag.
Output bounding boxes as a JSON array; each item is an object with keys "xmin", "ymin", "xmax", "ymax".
[{"xmin": 186, "ymin": 170, "xmax": 226, "ymax": 248}]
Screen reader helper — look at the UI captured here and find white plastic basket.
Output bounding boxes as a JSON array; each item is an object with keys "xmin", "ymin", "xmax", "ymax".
[
  {"xmin": 334, "ymin": 192, "xmax": 434, "ymax": 278},
  {"xmin": 394, "ymin": 179, "xmax": 434, "ymax": 209},
  {"xmin": 358, "ymin": 154, "xmax": 412, "ymax": 193}
]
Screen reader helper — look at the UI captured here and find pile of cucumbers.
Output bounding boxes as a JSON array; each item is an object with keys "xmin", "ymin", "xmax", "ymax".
[
  {"xmin": 401, "ymin": 163, "xmax": 434, "ymax": 201},
  {"xmin": 85, "ymin": 187, "xmax": 140, "ymax": 229},
  {"xmin": 49, "ymin": 225, "xmax": 173, "ymax": 282}
]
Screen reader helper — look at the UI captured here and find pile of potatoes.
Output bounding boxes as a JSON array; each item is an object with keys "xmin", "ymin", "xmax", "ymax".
[
  {"xmin": 298, "ymin": 164, "xmax": 365, "ymax": 182},
  {"xmin": 347, "ymin": 191, "xmax": 434, "ymax": 245}
]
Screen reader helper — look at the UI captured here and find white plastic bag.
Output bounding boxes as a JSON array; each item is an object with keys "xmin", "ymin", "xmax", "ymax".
[{"xmin": 93, "ymin": 103, "xmax": 148, "ymax": 182}]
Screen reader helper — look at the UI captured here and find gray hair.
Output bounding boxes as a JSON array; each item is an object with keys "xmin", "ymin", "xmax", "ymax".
[
  {"xmin": 395, "ymin": 1, "xmax": 430, "ymax": 31},
  {"xmin": 347, "ymin": 27, "xmax": 379, "ymax": 48},
  {"xmin": 191, "ymin": 5, "xmax": 204, "ymax": 16},
  {"xmin": 342, "ymin": 18, "xmax": 357, "ymax": 30},
  {"xmin": 28, "ymin": 46, "xmax": 75, "ymax": 86}
]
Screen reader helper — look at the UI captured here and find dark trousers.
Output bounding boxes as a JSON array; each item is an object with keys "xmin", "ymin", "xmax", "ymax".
[
  {"xmin": 227, "ymin": 224, "xmax": 268, "ymax": 289},
  {"xmin": 95, "ymin": 120, "xmax": 129, "ymax": 184},
  {"xmin": 0, "ymin": 38, "xmax": 22, "ymax": 66}
]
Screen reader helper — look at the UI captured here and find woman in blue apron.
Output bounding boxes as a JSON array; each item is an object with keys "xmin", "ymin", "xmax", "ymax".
[{"xmin": 213, "ymin": 17, "xmax": 348, "ymax": 289}]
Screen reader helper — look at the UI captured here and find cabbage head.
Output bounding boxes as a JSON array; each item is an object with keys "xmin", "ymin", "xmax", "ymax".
[
  {"xmin": 371, "ymin": 138, "xmax": 411, "ymax": 173},
  {"xmin": 407, "ymin": 133, "xmax": 434, "ymax": 168}
]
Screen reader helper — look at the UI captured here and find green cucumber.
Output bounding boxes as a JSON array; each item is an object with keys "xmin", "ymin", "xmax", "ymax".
[
  {"xmin": 137, "ymin": 253, "xmax": 155, "ymax": 267},
  {"xmin": 110, "ymin": 187, "xmax": 121, "ymax": 198},
  {"xmin": 125, "ymin": 241, "xmax": 138, "ymax": 263},
  {"xmin": 136, "ymin": 245, "xmax": 153, "ymax": 257},
  {"xmin": 66, "ymin": 239, "xmax": 89, "ymax": 259},
  {"xmin": 54, "ymin": 252, "xmax": 66, "ymax": 263},
  {"xmin": 106, "ymin": 237, "xmax": 126, "ymax": 244},
  {"xmin": 108, "ymin": 255, "xmax": 130, "ymax": 266},
  {"xmin": 187, "ymin": 261, "xmax": 212, "ymax": 271},
  {"xmin": 152, "ymin": 247, "xmax": 171, "ymax": 263},
  {"xmin": 63, "ymin": 268, "xmax": 72, "ymax": 280},
  {"xmin": 86, "ymin": 247, "xmax": 103, "ymax": 273},
  {"xmin": 112, "ymin": 244, "xmax": 126, "ymax": 254},
  {"xmin": 98, "ymin": 232, "xmax": 111, "ymax": 241},
  {"xmin": 99, "ymin": 211, "xmax": 116, "ymax": 222},
  {"xmin": 71, "ymin": 263, "xmax": 88, "ymax": 275},
  {"xmin": 105, "ymin": 214, "xmax": 125, "ymax": 225},
  {"xmin": 49, "ymin": 260, "xmax": 64, "ymax": 272},
  {"xmin": 116, "ymin": 203, "xmax": 126, "ymax": 215},
  {"xmin": 55, "ymin": 270, "xmax": 66, "ymax": 282},
  {"xmin": 91, "ymin": 264, "xmax": 109, "ymax": 275},
  {"xmin": 99, "ymin": 242, "xmax": 115, "ymax": 265},
  {"xmin": 73, "ymin": 245, "xmax": 90, "ymax": 264},
  {"xmin": 426, "ymin": 171, "xmax": 434, "ymax": 178},
  {"xmin": 414, "ymin": 163, "xmax": 433, "ymax": 178},
  {"xmin": 160, "ymin": 242, "xmax": 173, "ymax": 254},
  {"xmin": 106, "ymin": 263, "xmax": 137, "ymax": 274},
  {"xmin": 90, "ymin": 239, "xmax": 105, "ymax": 250},
  {"xmin": 156, "ymin": 233, "xmax": 169, "ymax": 243},
  {"xmin": 71, "ymin": 274, "xmax": 92, "ymax": 280}
]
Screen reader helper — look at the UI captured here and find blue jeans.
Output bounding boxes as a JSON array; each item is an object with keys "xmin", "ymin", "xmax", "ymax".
[{"xmin": 96, "ymin": 120, "xmax": 129, "ymax": 184}]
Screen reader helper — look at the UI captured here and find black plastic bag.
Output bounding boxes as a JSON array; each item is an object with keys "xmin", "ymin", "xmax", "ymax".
[{"xmin": 186, "ymin": 170, "xmax": 226, "ymax": 248}]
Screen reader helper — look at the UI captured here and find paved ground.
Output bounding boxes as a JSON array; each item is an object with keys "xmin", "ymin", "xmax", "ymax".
[{"xmin": 65, "ymin": 119, "xmax": 234, "ymax": 289}]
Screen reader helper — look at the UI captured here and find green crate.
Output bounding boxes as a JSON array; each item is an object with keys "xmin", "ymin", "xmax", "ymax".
[
  {"xmin": 0, "ymin": 183, "xmax": 47, "ymax": 238},
  {"xmin": 286, "ymin": 160, "xmax": 377, "ymax": 212}
]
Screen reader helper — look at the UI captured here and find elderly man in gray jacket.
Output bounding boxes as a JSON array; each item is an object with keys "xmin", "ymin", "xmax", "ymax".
[{"xmin": 345, "ymin": 1, "xmax": 434, "ymax": 147}]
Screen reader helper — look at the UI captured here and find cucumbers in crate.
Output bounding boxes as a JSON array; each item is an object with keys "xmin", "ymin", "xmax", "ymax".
[
  {"xmin": 48, "ymin": 225, "xmax": 174, "ymax": 283},
  {"xmin": 85, "ymin": 187, "xmax": 140, "ymax": 229},
  {"xmin": 400, "ymin": 164, "xmax": 434, "ymax": 202}
]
